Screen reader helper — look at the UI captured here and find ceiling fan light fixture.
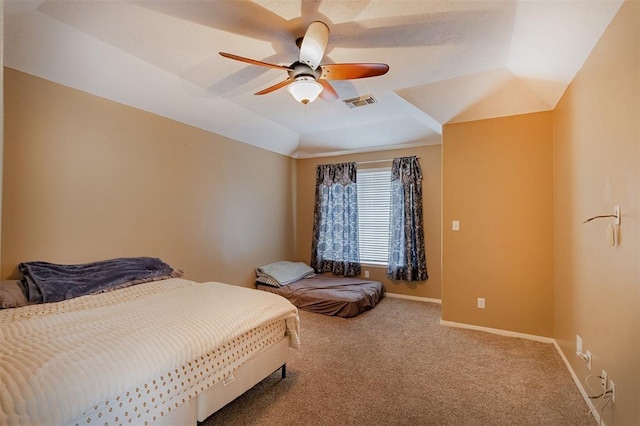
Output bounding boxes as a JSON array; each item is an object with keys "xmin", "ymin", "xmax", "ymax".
[{"xmin": 287, "ymin": 76, "xmax": 323, "ymax": 104}]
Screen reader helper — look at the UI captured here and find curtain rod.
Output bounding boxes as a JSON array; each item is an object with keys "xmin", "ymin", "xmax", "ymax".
[{"xmin": 356, "ymin": 157, "xmax": 420, "ymax": 165}]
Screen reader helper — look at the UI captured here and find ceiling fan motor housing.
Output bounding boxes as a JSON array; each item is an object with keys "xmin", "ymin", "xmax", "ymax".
[{"xmin": 288, "ymin": 62, "xmax": 322, "ymax": 81}]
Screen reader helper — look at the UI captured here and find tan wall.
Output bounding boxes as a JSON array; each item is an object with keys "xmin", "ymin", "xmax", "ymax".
[
  {"xmin": 0, "ymin": 4, "xmax": 4, "ymax": 272},
  {"xmin": 2, "ymin": 68, "xmax": 294, "ymax": 286},
  {"xmin": 294, "ymin": 145, "xmax": 442, "ymax": 300},
  {"xmin": 442, "ymin": 112, "xmax": 554, "ymax": 337},
  {"xmin": 553, "ymin": 1, "xmax": 639, "ymax": 424}
]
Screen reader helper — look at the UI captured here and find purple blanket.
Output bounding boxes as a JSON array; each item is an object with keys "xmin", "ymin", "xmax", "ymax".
[{"xmin": 18, "ymin": 257, "xmax": 177, "ymax": 304}]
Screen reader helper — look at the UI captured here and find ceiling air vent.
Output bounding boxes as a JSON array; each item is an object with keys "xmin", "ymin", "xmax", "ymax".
[{"xmin": 343, "ymin": 95, "xmax": 377, "ymax": 108}]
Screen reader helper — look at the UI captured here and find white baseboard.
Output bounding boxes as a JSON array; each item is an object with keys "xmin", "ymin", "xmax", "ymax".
[
  {"xmin": 553, "ymin": 341, "xmax": 605, "ymax": 425},
  {"xmin": 439, "ymin": 320, "xmax": 554, "ymax": 343},
  {"xmin": 385, "ymin": 293, "xmax": 441, "ymax": 304}
]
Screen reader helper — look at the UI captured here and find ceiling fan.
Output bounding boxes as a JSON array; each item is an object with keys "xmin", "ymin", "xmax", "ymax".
[{"xmin": 219, "ymin": 21, "xmax": 389, "ymax": 105}]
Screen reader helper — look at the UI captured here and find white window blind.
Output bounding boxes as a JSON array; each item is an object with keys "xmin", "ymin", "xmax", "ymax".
[{"xmin": 357, "ymin": 168, "xmax": 391, "ymax": 265}]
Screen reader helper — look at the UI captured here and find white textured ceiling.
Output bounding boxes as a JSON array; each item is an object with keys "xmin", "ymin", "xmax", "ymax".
[{"xmin": 3, "ymin": 0, "xmax": 623, "ymax": 158}]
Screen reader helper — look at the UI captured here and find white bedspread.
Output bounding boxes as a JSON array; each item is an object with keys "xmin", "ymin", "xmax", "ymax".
[{"xmin": 0, "ymin": 278, "xmax": 299, "ymax": 425}]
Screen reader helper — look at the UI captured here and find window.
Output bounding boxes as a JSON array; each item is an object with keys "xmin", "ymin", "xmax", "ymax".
[{"xmin": 356, "ymin": 168, "xmax": 391, "ymax": 265}]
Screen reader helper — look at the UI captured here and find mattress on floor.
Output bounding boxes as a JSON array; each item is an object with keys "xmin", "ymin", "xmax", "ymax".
[{"xmin": 257, "ymin": 275, "xmax": 384, "ymax": 318}]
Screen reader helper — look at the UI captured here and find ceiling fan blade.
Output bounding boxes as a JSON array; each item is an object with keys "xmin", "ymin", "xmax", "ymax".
[
  {"xmin": 299, "ymin": 21, "xmax": 330, "ymax": 70},
  {"xmin": 219, "ymin": 52, "xmax": 292, "ymax": 71},
  {"xmin": 321, "ymin": 63, "xmax": 390, "ymax": 80},
  {"xmin": 254, "ymin": 77, "xmax": 294, "ymax": 95},
  {"xmin": 318, "ymin": 80, "xmax": 339, "ymax": 102}
]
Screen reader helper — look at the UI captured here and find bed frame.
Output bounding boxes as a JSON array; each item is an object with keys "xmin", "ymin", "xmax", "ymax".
[{"xmin": 160, "ymin": 336, "xmax": 290, "ymax": 424}]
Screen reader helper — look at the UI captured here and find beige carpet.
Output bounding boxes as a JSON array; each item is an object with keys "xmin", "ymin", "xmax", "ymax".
[{"xmin": 201, "ymin": 297, "xmax": 590, "ymax": 426}]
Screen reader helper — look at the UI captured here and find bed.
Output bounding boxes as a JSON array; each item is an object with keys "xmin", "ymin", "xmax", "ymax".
[
  {"xmin": 0, "ymin": 258, "xmax": 300, "ymax": 425},
  {"xmin": 255, "ymin": 261, "xmax": 385, "ymax": 318}
]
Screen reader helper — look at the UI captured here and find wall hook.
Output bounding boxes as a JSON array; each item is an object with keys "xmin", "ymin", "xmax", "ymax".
[{"xmin": 583, "ymin": 205, "xmax": 620, "ymax": 225}]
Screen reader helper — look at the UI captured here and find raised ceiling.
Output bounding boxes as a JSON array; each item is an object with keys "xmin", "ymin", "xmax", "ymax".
[{"xmin": 3, "ymin": 0, "xmax": 623, "ymax": 158}]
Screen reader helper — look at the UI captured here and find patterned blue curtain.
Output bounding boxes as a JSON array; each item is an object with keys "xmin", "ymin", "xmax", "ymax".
[
  {"xmin": 387, "ymin": 156, "xmax": 428, "ymax": 281},
  {"xmin": 311, "ymin": 162, "xmax": 361, "ymax": 276}
]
